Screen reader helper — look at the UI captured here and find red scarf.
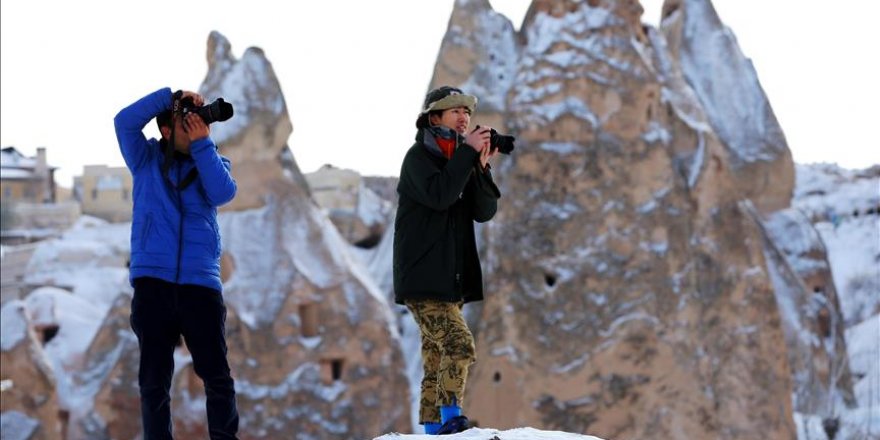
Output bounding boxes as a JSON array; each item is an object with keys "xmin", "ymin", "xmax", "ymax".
[{"xmin": 436, "ymin": 137, "xmax": 456, "ymax": 159}]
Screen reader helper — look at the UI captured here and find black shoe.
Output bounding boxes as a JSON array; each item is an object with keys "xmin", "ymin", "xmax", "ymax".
[{"xmin": 436, "ymin": 415, "xmax": 469, "ymax": 435}]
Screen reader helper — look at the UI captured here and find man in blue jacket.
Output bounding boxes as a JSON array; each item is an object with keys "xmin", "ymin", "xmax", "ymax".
[{"xmin": 115, "ymin": 88, "xmax": 238, "ymax": 439}]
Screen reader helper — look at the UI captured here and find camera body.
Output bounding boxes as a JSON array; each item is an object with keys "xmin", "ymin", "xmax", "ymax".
[
  {"xmin": 179, "ymin": 97, "xmax": 234, "ymax": 124},
  {"xmin": 475, "ymin": 125, "xmax": 515, "ymax": 155}
]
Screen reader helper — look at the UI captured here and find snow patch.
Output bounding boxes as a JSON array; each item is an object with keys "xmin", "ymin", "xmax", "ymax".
[
  {"xmin": 0, "ymin": 301, "xmax": 29, "ymax": 351},
  {"xmin": 0, "ymin": 411, "xmax": 40, "ymax": 440}
]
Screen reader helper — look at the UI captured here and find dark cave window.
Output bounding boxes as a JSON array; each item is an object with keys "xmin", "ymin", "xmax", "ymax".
[
  {"xmin": 353, "ymin": 233, "xmax": 382, "ymax": 249},
  {"xmin": 321, "ymin": 358, "xmax": 345, "ymax": 384},
  {"xmin": 40, "ymin": 324, "xmax": 60, "ymax": 344}
]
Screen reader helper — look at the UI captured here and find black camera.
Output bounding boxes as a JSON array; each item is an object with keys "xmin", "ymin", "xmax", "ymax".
[
  {"xmin": 476, "ymin": 125, "xmax": 515, "ymax": 155},
  {"xmin": 180, "ymin": 97, "xmax": 234, "ymax": 124}
]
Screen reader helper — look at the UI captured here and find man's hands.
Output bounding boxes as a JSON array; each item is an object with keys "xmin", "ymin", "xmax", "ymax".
[
  {"xmin": 466, "ymin": 126, "xmax": 497, "ymax": 170},
  {"xmin": 178, "ymin": 90, "xmax": 204, "ymax": 107},
  {"xmin": 479, "ymin": 138, "xmax": 498, "ymax": 170},
  {"xmin": 174, "ymin": 90, "xmax": 209, "ymax": 145},
  {"xmin": 182, "ymin": 112, "xmax": 209, "ymax": 143},
  {"xmin": 465, "ymin": 126, "xmax": 491, "ymax": 153}
]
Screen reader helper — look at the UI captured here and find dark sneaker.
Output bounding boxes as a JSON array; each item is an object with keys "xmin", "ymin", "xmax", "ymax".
[{"xmin": 436, "ymin": 415, "xmax": 469, "ymax": 435}]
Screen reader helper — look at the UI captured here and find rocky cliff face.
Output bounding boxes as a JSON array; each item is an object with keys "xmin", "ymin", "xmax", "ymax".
[{"xmin": 425, "ymin": 0, "xmax": 800, "ymax": 438}]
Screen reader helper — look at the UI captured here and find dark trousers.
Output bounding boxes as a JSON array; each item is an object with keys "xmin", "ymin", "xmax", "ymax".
[{"xmin": 130, "ymin": 277, "xmax": 239, "ymax": 440}]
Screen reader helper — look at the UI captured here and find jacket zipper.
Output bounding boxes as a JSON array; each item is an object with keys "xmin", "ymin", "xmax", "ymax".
[
  {"xmin": 453, "ymin": 205, "xmax": 462, "ymax": 294},
  {"xmin": 175, "ymin": 163, "xmax": 184, "ymax": 283}
]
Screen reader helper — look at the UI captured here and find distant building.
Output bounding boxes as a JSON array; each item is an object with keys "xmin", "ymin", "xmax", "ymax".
[
  {"xmin": 74, "ymin": 165, "xmax": 132, "ymax": 222},
  {"xmin": 0, "ymin": 147, "xmax": 57, "ymax": 203}
]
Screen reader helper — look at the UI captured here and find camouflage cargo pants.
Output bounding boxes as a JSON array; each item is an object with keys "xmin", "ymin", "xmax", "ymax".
[{"xmin": 405, "ymin": 300, "xmax": 476, "ymax": 424}]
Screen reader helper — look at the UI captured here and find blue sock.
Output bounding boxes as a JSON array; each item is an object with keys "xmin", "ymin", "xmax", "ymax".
[
  {"xmin": 424, "ymin": 422, "xmax": 442, "ymax": 435},
  {"xmin": 440, "ymin": 404, "xmax": 461, "ymax": 424}
]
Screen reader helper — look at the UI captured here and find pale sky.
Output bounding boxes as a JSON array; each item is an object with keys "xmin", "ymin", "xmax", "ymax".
[{"xmin": 2, "ymin": 0, "xmax": 878, "ymax": 187}]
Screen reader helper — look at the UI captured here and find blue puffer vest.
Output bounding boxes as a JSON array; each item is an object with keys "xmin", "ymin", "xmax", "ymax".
[{"xmin": 114, "ymin": 88, "xmax": 237, "ymax": 291}]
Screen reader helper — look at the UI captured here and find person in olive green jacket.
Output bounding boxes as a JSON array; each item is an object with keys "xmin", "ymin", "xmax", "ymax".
[{"xmin": 393, "ymin": 86, "xmax": 501, "ymax": 434}]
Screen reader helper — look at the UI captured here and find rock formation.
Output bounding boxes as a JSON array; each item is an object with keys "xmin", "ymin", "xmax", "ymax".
[
  {"xmin": 305, "ymin": 165, "xmax": 393, "ymax": 248},
  {"xmin": 660, "ymin": 0, "xmax": 794, "ymax": 213},
  {"xmin": 426, "ymin": 0, "xmax": 520, "ymax": 133},
  {"xmin": 190, "ymin": 182, "xmax": 411, "ymax": 438},
  {"xmin": 199, "ymin": 31, "xmax": 307, "ymax": 211},
  {"xmin": 424, "ymin": 0, "xmax": 800, "ymax": 438},
  {"xmin": 756, "ymin": 207, "xmax": 856, "ymax": 414}
]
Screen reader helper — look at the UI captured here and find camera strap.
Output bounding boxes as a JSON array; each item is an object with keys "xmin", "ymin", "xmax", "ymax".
[
  {"xmin": 160, "ymin": 146, "xmax": 199, "ymax": 191},
  {"xmin": 160, "ymin": 137, "xmax": 198, "ymax": 192}
]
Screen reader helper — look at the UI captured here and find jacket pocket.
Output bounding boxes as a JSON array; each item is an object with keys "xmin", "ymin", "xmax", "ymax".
[{"xmin": 185, "ymin": 213, "xmax": 219, "ymax": 258}]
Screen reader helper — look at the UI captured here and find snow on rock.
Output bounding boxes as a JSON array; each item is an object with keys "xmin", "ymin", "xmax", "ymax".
[
  {"xmin": 645, "ymin": 26, "xmax": 715, "ymax": 190},
  {"xmin": 815, "ymin": 215, "xmax": 880, "ymax": 329},
  {"xmin": 0, "ymin": 300, "xmax": 29, "ymax": 351},
  {"xmin": 661, "ymin": 0, "xmax": 794, "ymax": 213},
  {"xmin": 784, "ymin": 162, "xmax": 880, "ymax": 438},
  {"xmin": 211, "ymin": 184, "xmax": 409, "ymax": 437},
  {"xmin": 356, "ymin": 182, "xmax": 393, "ymax": 230},
  {"xmin": 793, "ymin": 164, "xmax": 880, "ymax": 326},
  {"xmin": 793, "ymin": 163, "xmax": 880, "ymax": 220},
  {"xmin": 21, "ymin": 286, "xmax": 106, "ymax": 414},
  {"xmin": 756, "ymin": 204, "xmax": 857, "ymax": 413},
  {"xmin": 764, "ymin": 209, "xmax": 829, "ymax": 274},
  {"xmin": 429, "ymin": 0, "xmax": 519, "ymax": 113},
  {"xmin": 200, "ymin": 31, "xmax": 286, "ymax": 145},
  {"xmin": 23, "ymin": 287, "xmax": 104, "ymax": 369},
  {"xmin": 198, "ymin": 31, "xmax": 296, "ymax": 211},
  {"xmin": 0, "ymin": 411, "xmax": 40, "ymax": 440},
  {"xmin": 513, "ymin": 2, "xmax": 651, "ymax": 132},
  {"xmin": 661, "ymin": 0, "xmax": 788, "ymax": 164},
  {"xmin": 846, "ymin": 315, "xmax": 880, "ymax": 409},
  {"xmin": 220, "ymin": 200, "xmax": 393, "ymax": 329},
  {"xmin": 23, "ymin": 215, "xmax": 131, "ymax": 317}
]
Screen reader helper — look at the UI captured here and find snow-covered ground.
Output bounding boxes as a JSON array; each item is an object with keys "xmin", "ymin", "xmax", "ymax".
[{"xmin": 374, "ymin": 427, "xmax": 604, "ymax": 440}]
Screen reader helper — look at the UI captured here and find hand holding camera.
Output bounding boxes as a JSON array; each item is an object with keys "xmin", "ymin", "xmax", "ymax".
[
  {"xmin": 173, "ymin": 89, "xmax": 234, "ymax": 125},
  {"xmin": 179, "ymin": 90, "xmax": 204, "ymax": 108},
  {"xmin": 466, "ymin": 126, "xmax": 492, "ymax": 153},
  {"xmin": 182, "ymin": 112, "xmax": 209, "ymax": 142},
  {"xmin": 474, "ymin": 125, "xmax": 516, "ymax": 155}
]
